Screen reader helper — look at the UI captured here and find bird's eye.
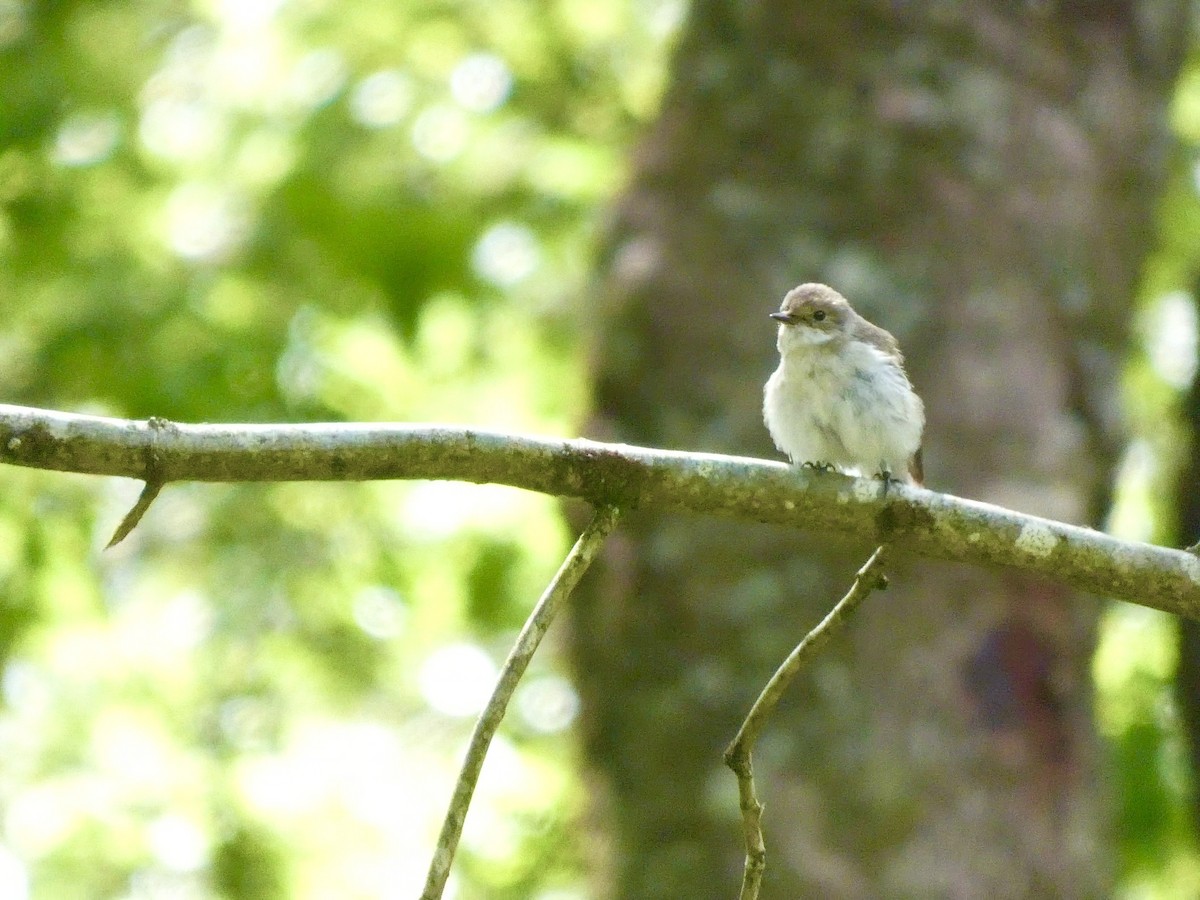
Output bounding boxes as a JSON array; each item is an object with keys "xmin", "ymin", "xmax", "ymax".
[{"xmin": 812, "ymin": 310, "xmax": 826, "ymax": 322}]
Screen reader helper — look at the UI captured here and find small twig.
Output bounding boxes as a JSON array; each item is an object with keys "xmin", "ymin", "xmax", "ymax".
[
  {"xmin": 106, "ymin": 417, "xmax": 175, "ymax": 548},
  {"xmin": 105, "ymin": 479, "xmax": 164, "ymax": 548},
  {"xmin": 723, "ymin": 545, "xmax": 891, "ymax": 900},
  {"xmin": 420, "ymin": 503, "xmax": 622, "ymax": 900}
]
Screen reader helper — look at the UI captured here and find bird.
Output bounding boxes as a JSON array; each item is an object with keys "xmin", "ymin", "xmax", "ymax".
[{"xmin": 763, "ymin": 282, "xmax": 924, "ymax": 485}]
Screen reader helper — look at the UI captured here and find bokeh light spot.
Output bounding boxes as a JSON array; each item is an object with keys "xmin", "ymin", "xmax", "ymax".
[
  {"xmin": 350, "ymin": 69, "xmax": 415, "ymax": 128},
  {"xmin": 515, "ymin": 674, "xmax": 579, "ymax": 734},
  {"xmin": 213, "ymin": 0, "xmax": 285, "ymax": 31},
  {"xmin": 218, "ymin": 696, "xmax": 276, "ymax": 752},
  {"xmin": 1144, "ymin": 290, "xmax": 1198, "ymax": 389},
  {"xmin": 288, "ymin": 48, "xmax": 347, "ymax": 111},
  {"xmin": 412, "ymin": 105, "xmax": 468, "ymax": 161},
  {"xmin": 472, "ymin": 221, "xmax": 540, "ymax": 285},
  {"xmin": 450, "ymin": 53, "xmax": 512, "ymax": 113},
  {"xmin": 139, "ymin": 99, "xmax": 227, "ymax": 165},
  {"xmin": 353, "ymin": 586, "xmax": 408, "ymax": 640},
  {"xmin": 147, "ymin": 813, "xmax": 209, "ymax": 872},
  {"xmin": 52, "ymin": 111, "xmax": 121, "ymax": 167},
  {"xmin": 0, "ymin": 846, "xmax": 27, "ymax": 900},
  {"xmin": 163, "ymin": 182, "xmax": 250, "ymax": 262},
  {"xmin": 418, "ymin": 642, "xmax": 497, "ymax": 717},
  {"xmin": 0, "ymin": 0, "xmax": 25, "ymax": 48}
]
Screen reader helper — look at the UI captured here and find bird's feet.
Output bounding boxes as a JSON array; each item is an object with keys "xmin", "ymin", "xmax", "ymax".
[
  {"xmin": 800, "ymin": 460, "xmax": 837, "ymax": 475},
  {"xmin": 874, "ymin": 467, "xmax": 906, "ymax": 496}
]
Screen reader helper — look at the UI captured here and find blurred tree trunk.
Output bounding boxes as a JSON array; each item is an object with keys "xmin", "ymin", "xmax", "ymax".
[{"xmin": 569, "ymin": 2, "xmax": 1188, "ymax": 897}]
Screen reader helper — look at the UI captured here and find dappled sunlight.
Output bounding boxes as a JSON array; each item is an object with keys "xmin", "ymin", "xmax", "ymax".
[
  {"xmin": 0, "ymin": 0, "xmax": 678, "ymax": 894},
  {"xmin": 0, "ymin": 846, "xmax": 28, "ymax": 900},
  {"xmin": 234, "ymin": 726, "xmax": 435, "ymax": 893},
  {"xmin": 1141, "ymin": 290, "xmax": 1198, "ymax": 390},
  {"xmin": 277, "ymin": 296, "xmax": 585, "ymax": 428},
  {"xmin": 226, "ymin": 715, "xmax": 571, "ymax": 898},
  {"xmin": 450, "ymin": 53, "xmax": 513, "ymax": 113},
  {"xmin": 9, "ymin": 0, "xmax": 1200, "ymax": 895},
  {"xmin": 514, "ymin": 674, "xmax": 580, "ymax": 734},
  {"xmin": 0, "ymin": 1, "xmax": 25, "ymax": 49},
  {"xmin": 163, "ymin": 181, "xmax": 251, "ymax": 262},
  {"xmin": 472, "ymin": 221, "xmax": 542, "ymax": 286},
  {"xmin": 52, "ymin": 112, "xmax": 121, "ymax": 169},
  {"xmin": 1094, "ymin": 605, "xmax": 1177, "ymax": 737},
  {"xmin": 6, "ymin": 781, "xmax": 87, "ymax": 860},
  {"xmin": 352, "ymin": 585, "xmax": 408, "ymax": 641},
  {"xmin": 287, "ymin": 48, "xmax": 348, "ymax": 111},
  {"xmin": 398, "ymin": 482, "xmax": 564, "ymax": 541},
  {"xmin": 1100, "ymin": 109, "xmax": 1200, "ymax": 886},
  {"xmin": 1107, "ymin": 440, "xmax": 1159, "ymax": 544},
  {"xmin": 147, "ymin": 812, "xmax": 210, "ymax": 873},
  {"xmin": 411, "ymin": 103, "xmax": 470, "ymax": 162},
  {"xmin": 350, "ymin": 70, "xmax": 416, "ymax": 128},
  {"xmin": 418, "ymin": 641, "xmax": 498, "ymax": 717}
]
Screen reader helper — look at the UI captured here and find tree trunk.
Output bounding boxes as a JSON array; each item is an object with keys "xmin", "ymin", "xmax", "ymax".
[{"xmin": 570, "ymin": 2, "xmax": 1188, "ymax": 897}]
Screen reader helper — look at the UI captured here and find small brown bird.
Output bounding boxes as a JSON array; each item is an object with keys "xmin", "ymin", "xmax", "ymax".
[{"xmin": 763, "ymin": 283, "xmax": 925, "ymax": 484}]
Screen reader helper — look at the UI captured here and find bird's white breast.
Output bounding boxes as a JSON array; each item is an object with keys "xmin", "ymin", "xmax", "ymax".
[{"xmin": 763, "ymin": 339, "xmax": 923, "ymax": 477}]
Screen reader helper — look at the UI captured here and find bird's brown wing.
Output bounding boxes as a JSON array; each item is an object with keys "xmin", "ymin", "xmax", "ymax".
[{"xmin": 909, "ymin": 447, "xmax": 924, "ymax": 486}]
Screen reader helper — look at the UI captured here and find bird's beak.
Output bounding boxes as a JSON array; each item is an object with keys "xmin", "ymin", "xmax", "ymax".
[{"xmin": 769, "ymin": 311, "xmax": 795, "ymax": 324}]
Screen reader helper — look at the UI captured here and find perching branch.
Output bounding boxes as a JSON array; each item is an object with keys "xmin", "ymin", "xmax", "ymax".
[
  {"xmin": 420, "ymin": 504, "xmax": 621, "ymax": 900},
  {"xmin": 723, "ymin": 546, "xmax": 891, "ymax": 900},
  {"xmin": 1, "ymin": 403, "xmax": 1197, "ymax": 619}
]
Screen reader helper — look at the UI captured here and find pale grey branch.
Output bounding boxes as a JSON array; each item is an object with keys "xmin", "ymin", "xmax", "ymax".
[{"xmin": 0, "ymin": 403, "xmax": 1196, "ymax": 619}]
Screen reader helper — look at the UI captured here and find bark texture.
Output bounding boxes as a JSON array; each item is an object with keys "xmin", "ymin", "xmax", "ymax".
[{"xmin": 571, "ymin": 2, "xmax": 1189, "ymax": 897}]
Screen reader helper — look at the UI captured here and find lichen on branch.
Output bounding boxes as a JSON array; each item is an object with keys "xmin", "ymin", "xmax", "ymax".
[{"xmin": 0, "ymin": 403, "xmax": 1196, "ymax": 619}]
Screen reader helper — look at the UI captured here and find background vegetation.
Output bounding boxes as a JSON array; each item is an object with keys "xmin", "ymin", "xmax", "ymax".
[
  {"xmin": 1, "ymin": 1, "xmax": 1198, "ymax": 897},
  {"xmin": 0, "ymin": 1, "xmax": 675, "ymax": 896}
]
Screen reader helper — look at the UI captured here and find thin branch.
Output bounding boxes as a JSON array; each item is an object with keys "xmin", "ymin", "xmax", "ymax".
[
  {"xmin": 0, "ymin": 403, "xmax": 1197, "ymax": 619},
  {"xmin": 420, "ymin": 504, "xmax": 622, "ymax": 900},
  {"xmin": 105, "ymin": 416, "xmax": 175, "ymax": 547},
  {"xmin": 723, "ymin": 546, "xmax": 891, "ymax": 900},
  {"xmin": 105, "ymin": 478, "xmax": 163, "ymax": 548}
]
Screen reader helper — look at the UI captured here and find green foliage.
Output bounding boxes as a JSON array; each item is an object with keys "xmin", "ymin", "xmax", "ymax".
[
  {"xmin": 0, "ymin": 0, "xmax": 676, "ymax": 896},
  {"xmin": 211, "ymin": 825, "xmax": 287, "ymax": 900},
  {"xmin": 1100, "ymin": 40, "xmax": 1200, "ymax": 900}
]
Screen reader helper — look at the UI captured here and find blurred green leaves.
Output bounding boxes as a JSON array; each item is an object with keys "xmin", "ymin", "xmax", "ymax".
[
  {"xmin": 1103, "ymin": 30, "xmax": 1200, "ymax": 899},
  {"xmin": 0, "ymin": 0, "xmax": 675, "ymax": 896}
]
